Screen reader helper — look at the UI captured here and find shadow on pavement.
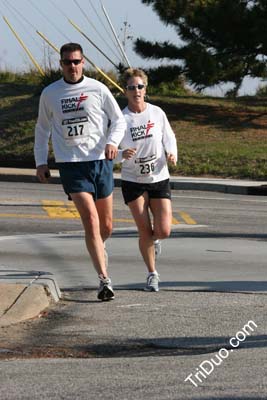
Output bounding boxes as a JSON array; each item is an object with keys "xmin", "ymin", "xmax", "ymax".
[{"xmin": 78, "ymin": 334, "xmax": 267, "ymax": 358}]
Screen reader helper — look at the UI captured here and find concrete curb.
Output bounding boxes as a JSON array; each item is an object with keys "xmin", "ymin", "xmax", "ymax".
[
  {"xmin": 0, "ymin": 271, "xmax": 61, "ymax": 327},
  {"xmin": 0, "ymin": 283, "xmax": 50, "ymax": 327},
  {"xmin": 170, "ymin": 180, "xmax": 267, "ymax": 195},
  {"xmin": 1, "ymin": 273, "xmax": 62, "ymax": 303}
]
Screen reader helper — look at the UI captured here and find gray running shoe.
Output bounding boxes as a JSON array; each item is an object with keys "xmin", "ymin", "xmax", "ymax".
[
  {"xmin": 97, "ymin": 277, "xmax": 114, "ymax": 301},
  {"xmin": 154, "ymin": 239, "xmax": 162, "ymax": 259},
  {"xmin": 144, "ymin": 272, "xmax": 160, "ymax": 292}
]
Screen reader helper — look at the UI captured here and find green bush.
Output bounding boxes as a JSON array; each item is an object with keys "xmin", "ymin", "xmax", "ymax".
[
  {"xmin": 0, "ymin": 70, "xmax": 42, "ymax": 85},
  {"xmin": 255, "ymin": 84, "xmax": 267, "ymax": 97},
  {"xmin": 0, "ymin": 71, "xmax": 17, "ymax": 83},
  {"xmin": 39, "ymin": 69, "xmax": 62, "ymax": 89},
  {"xmin": 147, "ymin": 78, "xmax": 192, "ymax": 97}
]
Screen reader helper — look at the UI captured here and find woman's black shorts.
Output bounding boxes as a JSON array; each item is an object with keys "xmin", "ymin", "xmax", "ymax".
[{"xmin": 121, "ymin": 179, "xmax": 171, "ymax": 204}]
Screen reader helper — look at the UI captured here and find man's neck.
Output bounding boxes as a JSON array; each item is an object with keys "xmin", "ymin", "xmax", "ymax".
[{"xmin": 64, "ymin": 76, "xmax": 84, "ymax": 84}]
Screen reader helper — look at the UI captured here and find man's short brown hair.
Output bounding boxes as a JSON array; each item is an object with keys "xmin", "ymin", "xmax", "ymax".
[{"xmin": 60, "ymin": 43, "xmax": 83, "ymax": 58}]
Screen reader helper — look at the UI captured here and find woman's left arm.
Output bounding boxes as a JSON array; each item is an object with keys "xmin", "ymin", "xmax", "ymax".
[{"xmin": 161, "ymin": 110, "xmax": 178, "ymax": 164}]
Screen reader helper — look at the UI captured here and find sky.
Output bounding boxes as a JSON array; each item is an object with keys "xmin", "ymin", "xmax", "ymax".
[{"xmin": 0, "ymin": 0, "xmax": 263, "ymax": 96}]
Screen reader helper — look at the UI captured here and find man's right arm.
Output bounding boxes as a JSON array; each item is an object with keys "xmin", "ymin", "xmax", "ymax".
[
  {"xmin": 36, "ymin": 164, "xmax": 51, "ymax": 183},
  {"xmin": 34, "ymin": 91, "xmax": 52, "ymax": 183}
]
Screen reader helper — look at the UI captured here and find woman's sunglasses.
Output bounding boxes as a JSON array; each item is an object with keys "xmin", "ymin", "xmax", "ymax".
[{"xmin": 126, "ymin": 84, "xmax": 145, "ymax": 91}]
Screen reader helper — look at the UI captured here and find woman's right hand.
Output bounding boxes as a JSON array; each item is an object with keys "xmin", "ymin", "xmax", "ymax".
[{"xmin": 122, "ymin": 148, "xmax": 136, "ymax": 160}]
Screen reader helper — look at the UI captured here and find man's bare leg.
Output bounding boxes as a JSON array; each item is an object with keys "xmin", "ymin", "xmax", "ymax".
[{"xmin": 70, "ymin": 192, "xmax": 107, "ymax": 277}]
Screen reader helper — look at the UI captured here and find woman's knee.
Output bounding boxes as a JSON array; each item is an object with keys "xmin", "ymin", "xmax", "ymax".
[
  {"xmin": 139, "ymin": 229, "xmax": 154, "ymax": 243},
  {"xmin": 154, "ymin": 226, "xmax": 171, "ymax": 240}
]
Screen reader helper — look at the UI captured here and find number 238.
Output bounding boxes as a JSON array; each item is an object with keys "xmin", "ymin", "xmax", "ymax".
[{"xmin": 139, "ymin": 162, "xmax": 154, "ymax": 174}]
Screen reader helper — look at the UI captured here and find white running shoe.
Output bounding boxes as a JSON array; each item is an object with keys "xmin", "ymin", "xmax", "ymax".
[{"xmin": 144, "ymin": 272, "xmax": 160, "ymax": 292}]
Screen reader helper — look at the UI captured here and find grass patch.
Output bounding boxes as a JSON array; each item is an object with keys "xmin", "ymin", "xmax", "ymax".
[
  {"xmin": 0, "ymin": 80, "xmax": 53, "ymax": 167},
  {"xmin": 149, "ymin": 95, "xmax": 267, "ymax": 179},
  {"xmin": 0, "ymin": 78, "xmax": 267, "ymax": 178}
]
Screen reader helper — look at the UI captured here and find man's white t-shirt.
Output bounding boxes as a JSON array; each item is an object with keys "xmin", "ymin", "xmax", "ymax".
[{"xmin": 34, "ymin": 76, "xmax": 126, "ymax": 166}]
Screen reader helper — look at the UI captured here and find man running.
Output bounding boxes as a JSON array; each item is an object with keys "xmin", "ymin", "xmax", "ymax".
[{"xmin": 34, "ymin": 43, "xmax": 126, "ymax": 301}]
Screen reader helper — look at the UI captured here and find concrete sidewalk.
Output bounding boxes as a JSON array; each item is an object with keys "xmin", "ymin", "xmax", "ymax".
[
  {"xmin": 1, "ymin": 168, "xmax": 266, "ymax": 399},
  {"xmin": 1, "ymin": 232, "xmax": 267, "ymax": 327},
  {"xmin": 1, "ymin": 167, "xmax": 267, "ymax": 194},
  {"xmin": 1, "ymin": 233, "xmax": 266, "ymax": 398}
]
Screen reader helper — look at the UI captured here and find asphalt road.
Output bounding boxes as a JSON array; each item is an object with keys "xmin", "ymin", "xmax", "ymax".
[
  {"xmin": 1, "ymin": 181, "xmax": 267, "ymax": 399},
  {"xmin": 1, "ymin": 181, "xmax": 267, "ymax": 236}
]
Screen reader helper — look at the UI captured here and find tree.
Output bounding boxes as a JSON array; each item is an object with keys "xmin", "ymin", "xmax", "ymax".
[{"xmin": 135, "ymin": 0, "xmax": 267, "ymax": 96}]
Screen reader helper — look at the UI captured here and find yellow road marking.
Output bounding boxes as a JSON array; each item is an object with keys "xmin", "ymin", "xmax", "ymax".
[
  {"xmin": 0, "ymin": 213, "xmax": 50, "ymax": 219},
  {"xmin": 172, "ymin": 216, "xmax": 180, "ymax": 225},
  {"xmin": 114, "ymin": 218, "xmax": 134, "ymax": 223},
  {"xmin": 0, "ymin": 213, "xmax": 135, "ymax": 222},
  {"xmin": 0, "ymin": 201, "xmax": 198, "ymax": 225},
  {"xmin": 0, "ymin": 212, "xmax": 198, "ymax": 224},
  {"xmin": 41, "ymin": 200, "xmax": 80, "ymax": 219},
  {"xmin": 178, "ymin": 211, "xmax": 197, "ymax": 225}
]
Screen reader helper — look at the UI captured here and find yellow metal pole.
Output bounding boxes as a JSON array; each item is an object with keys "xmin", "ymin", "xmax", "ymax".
[
  {"xmin": 90, "ymin": 62, "xmax": 124, "ymax": 93},
  {"xmin": 36, "ymin": 31, "xmax": 124, "ymax": 93},
  {"xmin": 3, "ymin": 16, "xmax": 45, "ymax": 76},
  {"xmin": 68, "ymin": 19, "xmax": 119, "ymax": 70},
  {"xmin": 36, "ymin": 31, "xmax": 60, "ymax": 54}
]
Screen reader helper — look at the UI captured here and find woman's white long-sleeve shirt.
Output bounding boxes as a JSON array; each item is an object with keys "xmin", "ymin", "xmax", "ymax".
[
  {"xmin": 119, "ymin": 103, "xmax": 178, "ymax": 183},
  {"xmin": 34, "ymin": 76, "xmax": 126, "ymax": 166}
]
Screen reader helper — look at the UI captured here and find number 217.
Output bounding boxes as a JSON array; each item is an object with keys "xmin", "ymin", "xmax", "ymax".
[{"xmin": 68, "ymin": 125, "xmax": 84, "ymax": 136}]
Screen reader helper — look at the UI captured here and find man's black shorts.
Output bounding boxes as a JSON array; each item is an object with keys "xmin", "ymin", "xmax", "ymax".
[{"xmin": 121, "ymin": 179, "xmax": 171, "ymax": 204}]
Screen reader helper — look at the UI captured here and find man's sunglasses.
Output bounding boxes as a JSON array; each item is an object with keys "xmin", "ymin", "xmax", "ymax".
[
  {"xmin": 61, "ymin": 59, "xmax": 83, "ymax": 66},
  {"xmin": 126, "ymin": 84, "xmax": 145, "ymax": 91}
]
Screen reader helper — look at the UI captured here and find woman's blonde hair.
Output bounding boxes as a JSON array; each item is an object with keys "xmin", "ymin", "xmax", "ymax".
[{"xmin": 121, "ymin": 68, "xmax": 148, "ymax": 88}]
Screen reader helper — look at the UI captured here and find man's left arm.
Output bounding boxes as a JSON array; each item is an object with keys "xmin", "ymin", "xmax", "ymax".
[{"xmin": 103, "ymin": 90, "xmax": 126, "ymax": 160}]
